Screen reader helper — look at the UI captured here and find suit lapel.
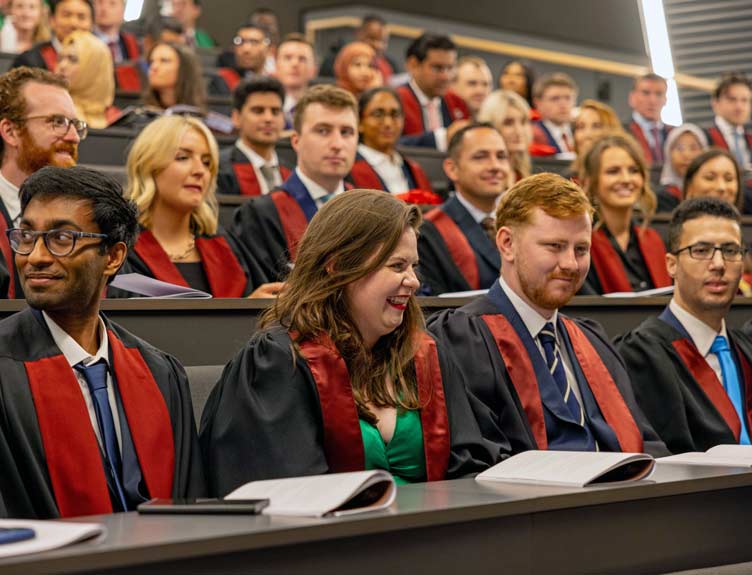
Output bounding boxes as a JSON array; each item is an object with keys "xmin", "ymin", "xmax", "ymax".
[{"xmin": 443, "ymin": 197, "xmax": 501, "ymax": 273}]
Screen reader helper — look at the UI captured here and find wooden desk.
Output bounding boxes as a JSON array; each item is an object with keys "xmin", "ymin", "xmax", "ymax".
[{"xmin": 1, "ymin": 465, "xmax": 751, "ymax": 574}]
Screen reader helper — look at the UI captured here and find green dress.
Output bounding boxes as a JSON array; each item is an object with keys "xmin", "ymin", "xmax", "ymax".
[{"xmin": 359, "ymin": 410, "xmax": 426, "ymax": 485}]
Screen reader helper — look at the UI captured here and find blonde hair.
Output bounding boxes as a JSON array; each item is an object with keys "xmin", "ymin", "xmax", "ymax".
[
  {"xmin": 496, "ymin": 172, "xmax": 593, "ymax": 230},
  {"xmin": 261, "ymin": 189, "xmax": 424, "ymax": 421},
  {"xmin": 570, "ymin": 99, "xmax": 625, "ymax": 175},
  {"xmin": 580, "ymin": 132, "xmax": 656, "ymax": 227},
  {"xmin": 126, "ymin": 115, "xmax": 219, "ymax": 235},
  {"xmin": 62, "ymin": 31, "xmax": 114, "ymax": 129},
  {"xmin": 477, "ymin": 89, "xmax": 532, "ymax": 178}
]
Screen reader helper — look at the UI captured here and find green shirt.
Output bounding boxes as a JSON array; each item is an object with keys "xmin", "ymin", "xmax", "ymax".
[{"xmin": 359, "ymin": 410, "xmax": 426, "ymax": 485}]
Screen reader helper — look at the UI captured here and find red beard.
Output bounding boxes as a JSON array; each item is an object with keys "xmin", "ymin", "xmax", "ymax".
[{"xmin": 17, "ymin": 128, "xmax": 78, "ymax": 174}]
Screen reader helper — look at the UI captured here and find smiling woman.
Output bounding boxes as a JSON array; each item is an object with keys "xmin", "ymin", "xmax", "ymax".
[
  {"xmin": 579, "ymin": 132, "xmax": 672, "ymax": 295},
  {"xmin": 200, "ymin": 189, "xmax": 502, "ymax": 494},
  {"xmin": 113, "ymin": 115, "xmax": 281, "ymax": 298}
]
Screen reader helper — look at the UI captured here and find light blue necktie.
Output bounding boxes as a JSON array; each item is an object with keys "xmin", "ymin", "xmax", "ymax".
[
  {"xmin": 539, "ymin": 323, "xmax": 584, "ymax": 425},
  {"xmin": 710, "ymin": 336, "xmax": 751, "ymax": 445},
  {"xmin": 75, "ymin": 360, "xmax": 129, "ymax": 510},
  {"xmin": 733, "ymin": 132, "xmax": 745, "ymax": 168}
]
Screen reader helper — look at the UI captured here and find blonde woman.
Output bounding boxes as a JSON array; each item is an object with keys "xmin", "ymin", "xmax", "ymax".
[
  {"xmin": 0, "ymin": 0, "xmax": 49, "ymax": 53},
  {"xmin": 579, "ymin": 133, "xmax": 672, "ymax": 294},
  {"xmin": 123, "ymin": 115, "xmax": 282, "ymax": 298},
  {"xmin": 477, "ymin": 89, "xmax": 532, "ymax": 181},
  {"xmin": 56, "ymin": 31, "xmax": 115, "ymax": 129}
]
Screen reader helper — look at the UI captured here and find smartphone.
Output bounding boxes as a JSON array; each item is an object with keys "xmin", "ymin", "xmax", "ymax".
[
  {"xmin": 137, "ymin": 498, "xmax": 269, "ymax": 515},
  {"xmin": 0, "ymin": 527, "xmax": 35, "ymax": 545}
]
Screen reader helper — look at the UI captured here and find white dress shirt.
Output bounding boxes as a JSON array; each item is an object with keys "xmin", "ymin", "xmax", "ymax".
[
  {"xmin": 715, "ymin": 115, "xmax": 751, "ymax": 169},
  {"xmin": 455, "ymin": 190, "xmax": 497, "ymax": 225},
  {"xmin": 498, "ymin": 276, "xmax": 584, "ymax": 405},
  {"xmin": 542, "ymin": 119, "xmax": 575, "ymax": 159},
  {"xmin": 235, "ymin": 139, "xmax": 282, "ymax": 195},
  {"xmin": 43, "ymin": 312, "xmax": 122, "ymax": 452},
  {"xmin": 408, "ymin": 79, "xmax": 448, "ymax": 152},
  {"xmin": 357, "ymin": 144, "xmax": 409, "ymax": 194},
  {"xmin": 295, "ymin": 168, "xmax": 344, "ymax": 209},
  {"xmin": 669, "ymin": 299, "xmax": 726, "ymax": 386},
  {"xmin": 0, "ymin": 170, "xmax": 20, "ymax": 224}
]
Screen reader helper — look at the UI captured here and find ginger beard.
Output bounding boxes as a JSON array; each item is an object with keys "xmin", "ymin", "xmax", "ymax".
[{"xmin": 17, "ymin": 127, "xmax": 78, "ymax": 174}]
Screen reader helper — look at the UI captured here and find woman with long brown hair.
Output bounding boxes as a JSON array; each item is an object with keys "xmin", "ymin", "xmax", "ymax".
[
  {"xmin": 200, "ymin": 189, "xmax": 500, "ymax": 495},
  {"xmin": 580, "ymin": 133, "xmax": 672, "ymax": 294}
]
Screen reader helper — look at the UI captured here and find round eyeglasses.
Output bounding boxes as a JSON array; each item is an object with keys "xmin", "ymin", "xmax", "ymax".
[{"xmin": 6, "ymin": 228, "xmax": 108, "ymax": 257}]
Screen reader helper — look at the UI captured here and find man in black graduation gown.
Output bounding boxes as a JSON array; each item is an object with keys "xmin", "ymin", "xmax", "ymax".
[
  {"xmin": 232, "ymin": 84, "xmax": 358, "ymax": 280},
  {"xmin": 428, "ymin": 173, "xmax": 667, "ymax": 456},
  {"xmin": 418, "ymin": 123, "xmax": 509, "ymax": 295},
  {"xmin": 616, "ymin": 198, "xmax": 752, "ymax": 454},
  {"xmin": 0, "ymin": 166, "xmax": 204, "ymax": 519}
]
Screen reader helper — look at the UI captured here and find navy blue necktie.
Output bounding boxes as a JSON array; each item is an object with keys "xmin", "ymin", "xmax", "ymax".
[
  {"xmin": 75, "ymin": 360, "xmax": 129, "ymax": 510},
  {"xmin": 710, "ymin": 336, "xmax": 751, "ymax": 445},
  {"xmin": 539, "ymin": 323, "xmax": 584, "ymax": 425}
]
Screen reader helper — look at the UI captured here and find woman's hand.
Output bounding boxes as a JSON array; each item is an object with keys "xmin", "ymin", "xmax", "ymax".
[{"xmin": 247, "ymin": 282, "xmax": 285, "ymax": 299}]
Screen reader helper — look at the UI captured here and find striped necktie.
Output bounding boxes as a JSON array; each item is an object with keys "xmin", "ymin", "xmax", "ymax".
[{"xmin": 539, "ymin": 323, "xmax": 584, "ymax": 425}]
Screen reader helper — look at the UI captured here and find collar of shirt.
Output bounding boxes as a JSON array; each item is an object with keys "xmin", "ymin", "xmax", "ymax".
[
  {"xmin": 0, "ymin": 169, "xmax": 20, "ymax": 223},
  {"xmin": 94, "ymin": 29, "xmax": 119, "ymax": 45},
  {"xmin": 454, "ymin": 190, "xmax": 496, "ymax": 225},
  {"xmin": 235, "ymin": 139, "xmax": 279, "ymax": 170},
  {"xmin": 669, "ymin": 298, "xmax": 728, "ymax": 357},
  {"xmin": 498, "ymin": 276, "xmax": 559, "ymax": 340},
  {"xmin": 295, "ymin": 167, "xmax": 344, "ymax": 202},
  {"xmin": 42, "ymin": 311, "xmax": 110, "ymax": 369},
  {"xmin": 357, "ymin": 144, "xmax": 403, "ymax": 168},
  {"xmin": 542, "ymin": 119, "xmax": 573, "ymax": 142},
  {"xmin": 51, "ymin": 36, "xmax": 62, "ymax": 53},
  {"xmin": 283, "ymin": 94, "xmax": 297, "ymax": 115},
  {"xmin": 409, "ymin": 78, "xmax": 441, "ymax": 110},
  {"xmin": 632, "ymin": 111, "xmax": 664, "ymax": 132},
  {"xmin": 715, "ymin": 114, "xmax": 745, "ymax": 137}
]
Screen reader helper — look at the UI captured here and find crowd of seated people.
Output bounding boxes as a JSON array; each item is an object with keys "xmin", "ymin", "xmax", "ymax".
[{"xmin": 3, "ymin": 4, "xmax": 752, "ymax": 525}]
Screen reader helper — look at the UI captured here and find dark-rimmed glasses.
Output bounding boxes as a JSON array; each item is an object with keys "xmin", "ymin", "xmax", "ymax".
[
  {"xmin": 6, "ymin": 228, "xmax": 108, "ymax": 257},
  {"xmin": 673, "ymin": 242, "xmax": 746, "ymax": 262},
  {"xmin": 17, "ymin": 115, "xmax": 88, "ymax": 140}
]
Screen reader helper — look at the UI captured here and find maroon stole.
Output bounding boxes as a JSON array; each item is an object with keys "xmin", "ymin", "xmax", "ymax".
[
  {"xmin": 480, "ymin": 314, "xmax": 644, "ymax": 452},
  {"xmin": 670, "ymin": 339, "xmax": 752, "ymax": 440},
  {"xmin": 218, "ymin": 68, "xmax": 241, "ymax": 92},
  {"xmin": 40, "ymin": 44, "xmax": 57, "ymax": 70},
  {"xmin": 629, "ymin": 121, "xmax": 655, "ymax": 165},
  {"xmin": 297, "ymin": 332, "xmax": 450, "ymax": 481},
  {"xmin": 396, "ymin": 85, "xmax": 469, "ymax": 135},
  {"xmin": 133, "ymin": 230, "xmax": 247, "ymax": 297},
  {"xmin": 0, "ymin": 215, "xmax": 14, "ymax": 298},
  {"xmin": 270, "ymin": 190, "xmax": 308, "ymax": 261},
  {"xmin": 114, "ymin": 64, "xmax": 141, "ymax": 92},
  {"xmin": 424, "ymin": 209, "xmax": 479, "ymax": 290},
  {"xmin": 406, "ymin": 158, "xmax": 433, "ymax": 191},
  {"xmin": 24, "ymin": 332, "xmax": 175, "ymax": 517},
  {"xmin": 664, "ymin": 184, "xmax": 682, "ymax": 201},
  {"xmin": 232, "ymin": 164, "xmax": 291, "ymax": 197},
  {"xmin": 349, "ymin": 159, "xmax": 384, "ymax": 190},
  {"xmin": 122, "ymin": 32, "xmax": 140, "ymax": 60},
  {"xmin": 707, "ymin": 126, "xmax": 752, "ymax": 152},
  {"xmin": 589, "ymin": 226, "xmax": 671, "ymax": 293}
]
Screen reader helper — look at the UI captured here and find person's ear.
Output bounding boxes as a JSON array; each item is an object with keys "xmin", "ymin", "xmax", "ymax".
[
  {"xmin": 443, "ymin": 157, "xmax": 458, "ymax": 183},
  {"xmin": 0, "ymin": 118, "xmax": 21, "ymax": 150},
  {"xmin": 666, "ymin": 252, "xmax": 677, "ymax": 280},
  {"xmin": 231, "ymin": 109, "xmax": 241, "ymax": 130},
  {"xmin": 497, "ymin": 226, "xmax": 515, "ymax": 263},
  {"xmin": 290, "ymin": 131, "xmax": 300, "ymax": 153},
  {"xmin": 103, "ymin": 242, "xmax": 128, "ymax": 281}
]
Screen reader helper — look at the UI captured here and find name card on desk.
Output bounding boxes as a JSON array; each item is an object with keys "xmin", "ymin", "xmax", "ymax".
[{"xmin": 476, "ymin": 450, "xmax": 655, "ymax": 487}]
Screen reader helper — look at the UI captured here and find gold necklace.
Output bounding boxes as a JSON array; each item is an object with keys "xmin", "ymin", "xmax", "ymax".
[{"xmin": 168, "ymin": 237, "xmax": 196, "ymax": 261}]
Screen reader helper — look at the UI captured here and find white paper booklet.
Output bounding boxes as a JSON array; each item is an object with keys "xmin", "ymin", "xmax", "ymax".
[
  {"xmin": 110, "ymin": 273, "xmax": 211, "ymax": 298},
  {"xmin": 602, "ymin": 285, "xmax": 674, "ymax": 298},
  {"xmin": 476, "ymin": 450, "xmax": 655, "ymax": 487},
  {"xmin": 225, "ymin": 470, "xmax": 396, "ymax": 517},
  {"xmin": 657, "ymin": 444, "xmax": 752, "ymax": 467},
  {"xmin": 0, "ymin": 519, "xmax": 105, "ymax": 558},
  {"xmin": 438, "ymin": 289, "xmax": 489, "ymax": 298}
]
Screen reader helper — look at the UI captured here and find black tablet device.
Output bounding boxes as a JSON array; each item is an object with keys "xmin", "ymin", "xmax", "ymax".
[{"xmin": 137, "ymin": 498, "xmax": 269, "ymax": 515}]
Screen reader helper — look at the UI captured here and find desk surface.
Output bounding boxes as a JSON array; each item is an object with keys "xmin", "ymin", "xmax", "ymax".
[{"xmin": 1, "ymin": 464, "xmax": 751, "ymax": 575}]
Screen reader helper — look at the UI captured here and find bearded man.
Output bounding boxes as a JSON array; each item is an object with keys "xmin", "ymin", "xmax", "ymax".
[
  {"xmin": 0, "ymin": 67, "xmax": 83, "ymax": 298},
  {"xmin": 428, "ymin": 173, "xmax": 667, "ymax": 456}
]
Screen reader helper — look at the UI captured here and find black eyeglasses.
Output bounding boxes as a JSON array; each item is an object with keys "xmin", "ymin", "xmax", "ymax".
[
  {"xmin": 233, "ymin": 35, "xmax": 270, "ymax": 47},
  {"xmin": 18, "ymin": 114, "xmax": 88, "ymax": 140},
  {"xmin": 6, "ymin": 229, "xmax": 108, "ymax": 257},
  {"xmin": 673, "ymin": 242, "xmax": 746, "ymax": 262}
]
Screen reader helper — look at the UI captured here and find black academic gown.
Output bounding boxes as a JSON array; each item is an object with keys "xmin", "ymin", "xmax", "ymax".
[
  {"xmin": 616, "ymin": 308, "xmax": 752, "ymax": 454},
  {"xmin": 418, "ymin": 196, "xmax": 500, "ymax": 295},
  {"xmin": 427, "ymin": 281, "xmax": 668, "ymax": 457},
  {"xmin": 199, "ymin": 327, "xmax": 504, "ymax": 497},
  {"xmin": 0, "ymin": 308, "xmax": 205, "ymax": 519}
]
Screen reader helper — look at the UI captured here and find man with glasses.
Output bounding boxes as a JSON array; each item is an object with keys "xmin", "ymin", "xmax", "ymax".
[
  {"xmin": 0, "ymin": 166, "xmax": 205, "ymax": 519},
  {"xmin": 397, "ymin": 33, "xmax": 470, "ymax": 151},
  {"xmin": 0, "ymin": 66, "xmax": 85, "ymax": 298},
  {"xmin": 616, "ymin": 197, "xmax": 752, "ymax": 454},
  {"xmin": 216, "ymin": 23, "xmax": 271, "ymax": 92}
]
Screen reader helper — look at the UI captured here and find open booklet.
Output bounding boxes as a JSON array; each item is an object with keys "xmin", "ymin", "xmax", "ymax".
[
  {"xmin": 602, "ymin": 285, "xmax": 674, "ymax": 298},
  {"xmin": 476, "ymin": 450, "xmax": 655, "ymax": 487},
  {"xmin": 657, "ymin": 444, "xmax": 752, "ymax": 467},
  {"xmin": 225, "ymin": 470, "xmax": 396, "ymax": 517},
  {"xmin": 0, "ymin": 519, "xmax": 104, "ymax": 559},
  {"xmin": 110, "ymin": 273, "xmax": 211, "ymax": 299}
]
